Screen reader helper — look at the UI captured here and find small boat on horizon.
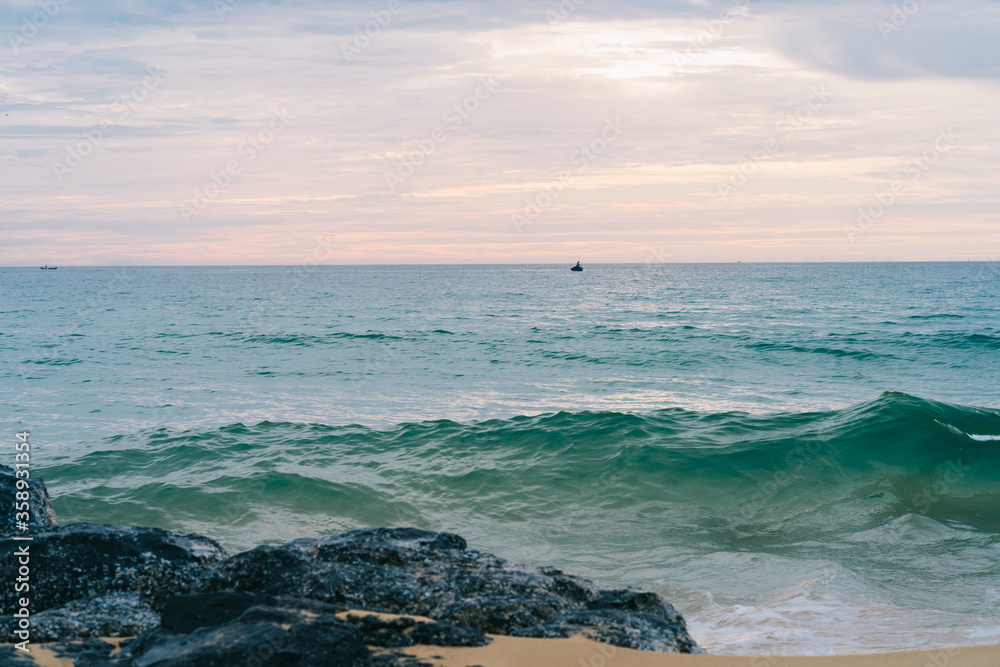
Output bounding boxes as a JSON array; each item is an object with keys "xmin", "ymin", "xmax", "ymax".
[
  {"xmin": 571, "ymin": 261, "xmax": 583, "ymax": 272},
  {"xmin": 40, "ymin": 266, "xmax": 58, "ymax": 270}
]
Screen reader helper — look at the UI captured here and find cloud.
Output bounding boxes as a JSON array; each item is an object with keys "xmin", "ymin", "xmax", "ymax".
[
  {"xmin": 1, "ymin": 0, "xmax": 999, "ymax": 263},
  {"xmin": 767, "ymin": 3, "xmax": 1000, "ymax": 80}
]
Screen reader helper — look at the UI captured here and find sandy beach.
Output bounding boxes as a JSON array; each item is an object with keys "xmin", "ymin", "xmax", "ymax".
[
  {"xmin": 9, "ymin": 633, "xmax": 1000, "ymax": 667},
  {"xmin": 404, "ymin": 636, "xmax": 1000, "ymax": 667},
  {"xmin": 4, "ymin": 607, "xmax": 997, "ymax": 667},
  {"xmin": 8, "ymin": 608, "xmax": 997, "ymax": 666}
]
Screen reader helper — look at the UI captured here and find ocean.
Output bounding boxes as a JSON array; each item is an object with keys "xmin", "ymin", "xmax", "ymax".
[{"xmin": 3, "ymin": 263, "xmax": 999, "ymax": 655}]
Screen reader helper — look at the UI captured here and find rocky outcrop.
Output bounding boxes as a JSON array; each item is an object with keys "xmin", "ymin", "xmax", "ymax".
[
  {"xmin": 0, "ymin": 475, "xmax": 704, "ymax": 663},
  {"xmin": 159, "ymin": 591, "xmax": 283, "ymax": 634},
  {"xmin": 0, "ymin": 463, "xmax": 57, "ymax": 534},
  {"xmin": 0, "ymin": 593, "xmax": 158, "ymax": 642},
  {"xmin": 511, "ymin": 608, "xmax": 702, "ymax": 653},
  {"xmin": 0, "ymin": 638, "xmax": 119, "ymax": 665},
  {"xmin": 72, "ymin": 594, "xmax": 486, "ymax": 666},
  {"xmin": 193, "ymin": 527, "xmax": 704, "ymax": 653},
  {"xmin": 0, "ymin": 523, "xmax": 227, "ymax": 614},
  {"xmin": 343, "ymin": 612, "xmax": 489, "ymax": 648},
  {"xmin": 85, "ymin": 600, "xmax": 373, "ymax": 667}
]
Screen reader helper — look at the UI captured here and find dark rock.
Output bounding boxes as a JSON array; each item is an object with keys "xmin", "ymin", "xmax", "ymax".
[
  {"xmin": 157, "ymin": 592, "xmax": 487, "ymax": 651},
  {"xmin": 4, "ymin": 525, "xmax": 702, "ymax": 657},
  {"xmin": 0, "ymin": 593, "xmax": 158, "ymax": 641},
  {"xmin": 587, "ymin": 588, "xmax": 671, "ymax": 616},
  {"xmin": 0, "ymin": 523, "xmax": 227, "ymax": 615},
  {"xmin": 408, "ymin": 618, "xmax": 488, "ymax": 647},
  {"xmin": 194, "ymin": 526, "xmax": 703, "ymax": 653},
  {"xmin": 102, "ymin": 601, "xmax": 471, "ymax": 667},
  {"xmin": 161, "ymin": 591, "xmax": 280, "ymax": 633},
  {"xmin": 195, "ymin": 528, "xmax": 585, "ymax": 633},
  {"xmin": 345, "ymin": 614, "xmax": 419, "ymax": 648},
  {"xmin": 0, "ymin": 463, "xmax": 58, "ymax": 534},
  {"xmin": 344, "ymin": 612, "xmax": 488, "ymax": 648},
  {"xmin": 95, "ymin": 602, "xmax": 371, "ymax": 666},
  {"xmin": 42, "ymin": 638, "xmax": 118, "ymax": 664},
  {"xmin": 369, "ymin": 656, "xmax": 436, "ymax": 667},
  {"xmin": 511, "ymin": 608, "xmax": 706, "ymax": 654},
  {"xmin": 436, "ymin": 595, "xmax": 569, "ymax": 635},
  {"xmin": 0, "ymin": 638, "xmax": 119, "ymax": 666},
  {"xmin": 0, "ymin": 645, "xmax": 34, "ymax": 664}
]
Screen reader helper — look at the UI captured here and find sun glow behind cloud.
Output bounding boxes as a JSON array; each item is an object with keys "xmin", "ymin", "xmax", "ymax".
[
  {"xmin": 472, "ymin": 18, "xmax": 787, "ymax": 84},
  {"xmin": 1, "ymin": 0, "xmax": 999, "ymax": 264}
]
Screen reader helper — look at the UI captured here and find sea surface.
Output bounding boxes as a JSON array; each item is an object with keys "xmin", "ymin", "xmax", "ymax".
[{"xmin": 2, "ymin": 263, "xmax": 999, "ymax": 655}]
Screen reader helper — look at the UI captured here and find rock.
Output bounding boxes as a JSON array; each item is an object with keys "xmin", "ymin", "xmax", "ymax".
[
  {"xmin": 1, "ymin": 638, "xmax": 121, "ymax": 665},
  {"xmin": 161, "ymin": 591, "xmax": 281, "ymax": 634},
  {"xmin": 0, "ymin": 523, "xmax": 227, "ymax": 615},
  {"xmin": 511, "ymin": 608, "xmax": 706, "ymax": 654},
  {"xmin": 0, "ymin": 593, "xmax": 158, "ymax": 642},
  {"xmin": 587, "ymin": 588, "xmax": 672, "ymax": 616},
  {"xmin": 0, "ymin": 638, "xmax": 120, "ymax": 665},
  {"xmin": 407, "ymin": 617, "xmax": 488, "ymax": 648},
  {"xmin": 88, "ymin": 600, "xmax": 373, "ymax": 667},
  {"xmin": 194, "ymin": 526, "xmax": 703, "ymax": 653},
  {"xmin": 0, "ymin": 463, "xmax": 58, "ymax": 534},
  {"xmin": 343, "ymin": 613, "xmax": 489, "ymax": 648},
  {"xmin": 158, "ymin": 591, "xmax": 488, "ymax": 649},
  {"xmin": 0, "ymin": 645, "xmax": 33, "ymax": 664},
  {"xmin": 1, "ymin": 525, "xmax": 702, "ymax": 657}
]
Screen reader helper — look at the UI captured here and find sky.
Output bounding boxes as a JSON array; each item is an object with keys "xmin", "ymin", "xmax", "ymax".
[{"xmin": 1, "ymin": 0, "xmax": 999, "ymax": 264}]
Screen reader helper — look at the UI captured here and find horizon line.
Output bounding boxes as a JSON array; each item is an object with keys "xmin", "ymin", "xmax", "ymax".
[{"xmin": 3, "ymin": 260, "xmax": 997, "ymax": 268}]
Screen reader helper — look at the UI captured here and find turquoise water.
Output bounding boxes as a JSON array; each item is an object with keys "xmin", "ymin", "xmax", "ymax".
[{"xmin": 3, "ymin": 263, "xmax": 999, "ymax": 654}]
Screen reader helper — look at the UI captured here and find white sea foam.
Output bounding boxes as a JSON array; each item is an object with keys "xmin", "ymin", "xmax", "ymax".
[
  {"xmin": 685, "ymin": 583, "xmax": 1000, "ymax": 655},
  {"xmin": 937, "ymin": 420, "xmax": 1000, "ymax": 441}
]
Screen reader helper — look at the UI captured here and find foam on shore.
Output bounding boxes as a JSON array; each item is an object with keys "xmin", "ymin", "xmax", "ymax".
[{"xmin": 403, "ymin": 637, "xmax": 1000, "ymax": 667}]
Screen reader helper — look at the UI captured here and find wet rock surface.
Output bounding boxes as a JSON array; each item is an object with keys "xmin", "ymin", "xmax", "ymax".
[
  {"xmin": 0, "ymin": 638, "xmax": 120, "ymax": 665},
  {"xmin": 511, "ymin": 608, "xmax": 704, "ymax": 653},
  {"xmin": 76, "ymin": 596, "xmax": 482, "ymax": 666},
  {"xmin": 0, "ymin": 593, "xmax": 158, "ymax": 642},
  {"xmin": 194, "ymin": 527, "xmax": 703, "ymax": 653},
  {"xmin": 159, "ymin": 591, "xmax": 282, "ymax": 634},
  {"xmin": 1, "ymin": 482, "xmax": 704, "ymax": 663},
  {"xmin": 344, "ymin": 612, "xmax": 489, "ymax": 648},
  {"xmin": 0, "ymin": 523, "xmax": 227, "ymax": 614},
  {"xmin": 0, "ymin": 463, "xmax": 58, "ymax": 534},
  {"xmin": 81, "ymin": 602, "xmax": 372, "ymax": 667}
]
